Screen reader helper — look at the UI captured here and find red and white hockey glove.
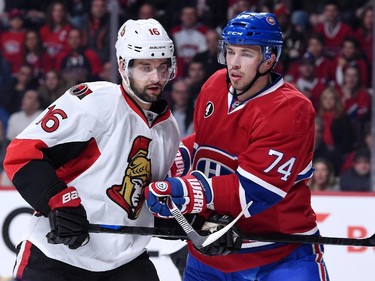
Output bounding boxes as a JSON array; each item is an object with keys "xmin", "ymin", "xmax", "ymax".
[
  {"xmin": 145, "ymin": 171, "xmax": 213, "ymax": 218},
  {"xmin": 168, "ymin": 144, "xmax": 191, "ymax": 177},
  {"xmin": 46, "ymin": 187, "xmax": 89, "ymax": 249}
]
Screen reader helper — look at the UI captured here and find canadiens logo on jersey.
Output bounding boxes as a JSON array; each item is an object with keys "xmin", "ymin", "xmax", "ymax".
[{"xmin": 107, "ymin": 136, "xmax": 152, "ymax": 220}]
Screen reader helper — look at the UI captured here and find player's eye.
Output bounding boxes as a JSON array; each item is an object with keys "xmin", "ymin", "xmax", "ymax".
[
  {"xmin": 157, "ymin": 65, "xmax": 168, "ymax": 73},
  {"xmin": 140, "ymin": 65, "xmax": 152, "ymax": 72},
  {"xmin": 227, "ymin": 49, "xmax": 235, "ymax": 55}
]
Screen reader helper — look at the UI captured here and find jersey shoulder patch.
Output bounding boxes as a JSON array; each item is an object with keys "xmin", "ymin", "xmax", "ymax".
[{"xmin": 69, "ymin": 83, "xmax": 93, "ymax": 100}]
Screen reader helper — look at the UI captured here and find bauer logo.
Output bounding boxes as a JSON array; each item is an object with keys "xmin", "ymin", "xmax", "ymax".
[{"xmin": 155, "ymin": 182, "xmax": 168, "ymax": 192}]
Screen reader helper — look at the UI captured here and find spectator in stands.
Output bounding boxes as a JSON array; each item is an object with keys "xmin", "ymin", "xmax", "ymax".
[
  {"xmin": 6, "ymin": 89, "xmax": 43, "ymax": 142},
  {"xmin": 98, "ymin": 60, "xmax": 112, "ymax": 82},
  {"xmin": 340, "ymin": 147, "xmax": 371, "ymax": 191},
  {"xmin": 2, "ymin": 89, "xmax": 43, "ymax": 185},
  {"xmin": 341, "ymin": 122, "xmax": 372, "ymax": 173},
  {"xmin": 196, "ymin": 0, "xmax": 228, "ymax": 29},
  {"xmin": 354, "ymin": 3, "xmax": 373, "ymax": 63},
  {"xmin": 170, "ymin": 78, "xmax": 194, "ymax": 139},
  {"xmin": 192, "ymin": 29, "xmax": 224, "ymax": 79},
  {"xmin": 274, "ymin": 3, "xmax": 306, "ymax": 74},
  {"xmin": 309, "ymin": 158, "xmax": 339, "ymax": 191},
  {"xmin": 38, "ymin": 70, "xmax": 70, "ymax": 104},
  {"xmin": 313, "ymin": 117, "xmax": 343, "ymax": 176},
  {"xmin": 5, "ymin": 64, "xmax": 38, "ymax": 114},
  {"xmin": 0, "ymin": 120, "xmax": 7, "ymax": 173},
  {"xmin": 39, "ymin": 1, "xmax": 72, "ymax": 72},
  {"xmin": 80, "ymin": 0, "xmax": 110, "ymax": 63},
  {"xmin": 170, "ymin": 5, "xmax": 208, "ymax": 75},
  {"xmin": 67, "ymin": 0, "xmax": 91, "ymax": 28},
  {"xmin": 335, "ymin": 64, "xmax": 371, "ymax": 143},
  {"xmin": 354, "ymin": 3, "xmax": 373, "ymax": 87},
  {"xmin": 293, "ymin": 52, "xmax": 327, "ymax": 110},
  {"xmin": 183, "ymin": 58, "xmax": 206, "ymax": 140},
  {"xmin": 5, "ymin": 2, "xmax": 49, "ymax": 30},
  {"xmin": 286, "ymin": 33, "xmax": 333, "ymax": 83},
  {"xmin": 305, "ymin": 32, "xmax": 335, "ymax": 83},
  {"xmin": 0, "ymin": 52, "xmax": 13, "ymax": 108},
  {"xmin": 23, "ymin": 29, "xmax": 46, "ymax": 78},
  {"xmin": 185, "ymin": 58, "xmax": 206, "ymax": 102},
  {"xmin": 137, "ymin": 2, "xmax": 157, "ymax": 19},
  {"xmin": 317, "ymin": 86, "xmax": 355, "ymax": 157},
  {"xmin": 56, "ymin": 28, "xmax": 103, "ymax": 85},
  {"xmin": 314, "ymin": 0, "xmax": 354, "ymax": 57},
  {"xmin": 333, "ymin": 37, "xmax": 369, "ymax": 87},
  {"xmin": 227, "ymin": 0, "xmax": 255, "ymax": 20},
  {"xmin": 0, "ymin": 9, "xmax": 26, "ymax": 74}
]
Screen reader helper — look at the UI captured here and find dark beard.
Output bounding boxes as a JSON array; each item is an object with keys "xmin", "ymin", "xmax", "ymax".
[{"xmin": 129, "ymin": 79, "xmax": 162, "ymax": 103}]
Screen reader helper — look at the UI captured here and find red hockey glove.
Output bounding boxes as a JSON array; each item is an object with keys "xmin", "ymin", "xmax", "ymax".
[
  {"xmin": 46, "ymin": 187, "xmax": 89, "ymax": 249},
  {"xmin": 168, "ymin": 144, "xmax": 191, "ymax": 177},
  {"xmin": 145, "ymin": 171, "xmax": 213, "ymax": 218}
]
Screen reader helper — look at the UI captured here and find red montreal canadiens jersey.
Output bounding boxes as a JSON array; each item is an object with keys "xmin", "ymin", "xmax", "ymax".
[
  {"xmin": 187, "ymin": 69, "xmax": 318, "ymax": 272},
  {"xmin": 4, "ymin": 81, "xmax": 180, "ymax": 271}
]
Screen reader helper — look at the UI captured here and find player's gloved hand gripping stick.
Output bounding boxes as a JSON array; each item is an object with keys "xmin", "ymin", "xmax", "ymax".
[
  {"xmin": 144, "ymin": 170, "xmax": 248, "ymax": 249},
  {"xmin": 198, "ymin": 213, "xmax": 243, "ymax": 255},
  {"xmin": 42, "ymin": 186, "xmax": 90, "ymax": 249}
]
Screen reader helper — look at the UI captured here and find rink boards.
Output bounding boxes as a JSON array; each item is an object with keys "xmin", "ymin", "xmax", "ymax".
[{"xmin": 0, "ymin": 188, "xmax": 374, "ymax": 281}]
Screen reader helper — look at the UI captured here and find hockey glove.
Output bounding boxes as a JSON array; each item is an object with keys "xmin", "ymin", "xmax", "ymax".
[
  {"xmin": 196, "ymin": 213, "xmax": 242, "ymax": 256},
  {"xmin": 145, "ymin": 171, "xmax": 213, "ymax": 218},
  {"xmin": 168, "ymin": 144, "xmax": 191, "ymax": 177},
  {"xmin": 46, "ymin": 187, "xmax": 89, "ymax": 249}
]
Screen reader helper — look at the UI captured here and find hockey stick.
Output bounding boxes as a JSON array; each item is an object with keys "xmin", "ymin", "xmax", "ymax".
[
  {"xmin": 166, "ymin": 198, "xmax": 252, "ymax": 248},
  {"xmin": 88, "ymin": 224, "xmax": 375, "ymax": 247}
]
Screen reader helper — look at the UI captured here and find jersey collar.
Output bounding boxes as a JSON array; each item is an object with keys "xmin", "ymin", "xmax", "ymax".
[{"xmin": 120, "ymin": 85, "xmax": 171, "ymax": 127}]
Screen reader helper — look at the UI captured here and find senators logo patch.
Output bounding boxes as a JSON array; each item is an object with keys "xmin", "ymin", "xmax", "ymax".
[
  {"xmin": 106, "ymin": 136, "xmax": 152, "ymax": 220},
  {"xmin": 70, "ymin": 84, "xmax": 92, "ymax": 100}
]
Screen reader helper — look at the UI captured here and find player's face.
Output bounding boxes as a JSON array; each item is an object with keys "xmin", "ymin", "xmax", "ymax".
[
  {"xmin": 128, "ymin": 59, "xmax": 170, "ymax": 103},
  {"xmin": 226, "ymin": 45, "xmax": 262, "ymax": 92}
]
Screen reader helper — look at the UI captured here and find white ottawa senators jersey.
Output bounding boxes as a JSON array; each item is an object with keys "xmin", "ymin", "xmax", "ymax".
[
  {"xmin": 186, "ymin": 69, "xmax": 319, "ymax": 272},
  {"xmin": 4, "ymin": 81, "xmax": 180, "ymax": 271}
]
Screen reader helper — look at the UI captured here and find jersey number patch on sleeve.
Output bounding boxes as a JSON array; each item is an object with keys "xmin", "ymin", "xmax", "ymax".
[
  {"xmin": 36, "ymin": 105, "xmax": 68, "ymax": 133},
  {"xmin": 263, "ymin": 149, "xmax": 296, "ymax": 181}
]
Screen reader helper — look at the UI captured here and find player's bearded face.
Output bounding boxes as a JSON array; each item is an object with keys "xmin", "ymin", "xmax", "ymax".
[
  {"xmin": 226, "ymin": 45, "xmax": 262, "ymax": 91},
  {"xmin": 129, "ymin": 77, "xmax": 164, "ymax": 103},
  {"xmin": 128, "ymin": 59, "xmax": 170, "ymax": 103}
]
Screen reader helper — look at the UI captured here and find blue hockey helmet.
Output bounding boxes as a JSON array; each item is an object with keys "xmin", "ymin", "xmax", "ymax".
[{"xmin": 218, "ymin": 12, "xmax": 283, "ymax": 66}]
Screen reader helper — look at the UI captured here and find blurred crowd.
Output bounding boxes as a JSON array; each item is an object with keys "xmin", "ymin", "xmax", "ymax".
[{"xmin": 0, "ymin": 0, "xmax": 373, "ymax": 191}]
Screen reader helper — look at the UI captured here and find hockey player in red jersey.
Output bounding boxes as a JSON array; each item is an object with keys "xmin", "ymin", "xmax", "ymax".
[
  {"xmin": 145, "ymin": 12, "xmax": 330, "ymax": 280},
  {"xmin": 4, "ymin": 19, "xmax": 180, "ymax": 281}
]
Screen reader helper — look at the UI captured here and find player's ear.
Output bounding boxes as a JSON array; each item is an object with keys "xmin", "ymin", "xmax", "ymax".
[
  {"xmin": 264, "ymin": 54, "xmax": 276, "ymax": 70},
  {"xmin": 118, "ymin": 59, "xmax": 126, "ymax": 74}
]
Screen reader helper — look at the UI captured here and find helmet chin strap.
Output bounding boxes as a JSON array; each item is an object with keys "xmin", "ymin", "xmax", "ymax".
[{"xmin": 227, "ymin": 60, "xmax": 273, "ymax": 98}]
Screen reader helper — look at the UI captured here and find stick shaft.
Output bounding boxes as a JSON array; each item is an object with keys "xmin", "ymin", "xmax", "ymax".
[{"xmin": 88, "ymin": 224, "xmax": 375, "ymax": 247}]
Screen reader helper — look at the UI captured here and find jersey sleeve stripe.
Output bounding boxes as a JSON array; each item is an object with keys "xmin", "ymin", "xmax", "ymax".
[
  {"xmin": 237, "ymin": 167, "xmax": 287, "ymax": 198},
  {"xmin": 237, "ymin": 171, "xmax": 284, "ymax": 216},
  {"xmin": 294, "ymin": 162, "xmax": 314, "ymax": 184}
]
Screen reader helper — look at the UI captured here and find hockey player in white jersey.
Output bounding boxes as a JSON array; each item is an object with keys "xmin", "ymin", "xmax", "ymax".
[{"xmin": 4, "ymin": 18, "xmax": 179, "ymax": 281}]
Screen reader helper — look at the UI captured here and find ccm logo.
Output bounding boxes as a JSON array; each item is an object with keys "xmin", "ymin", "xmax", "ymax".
[{"xmin": 62, "ymin": 190, "xmax": 79, "ymax": 204}]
